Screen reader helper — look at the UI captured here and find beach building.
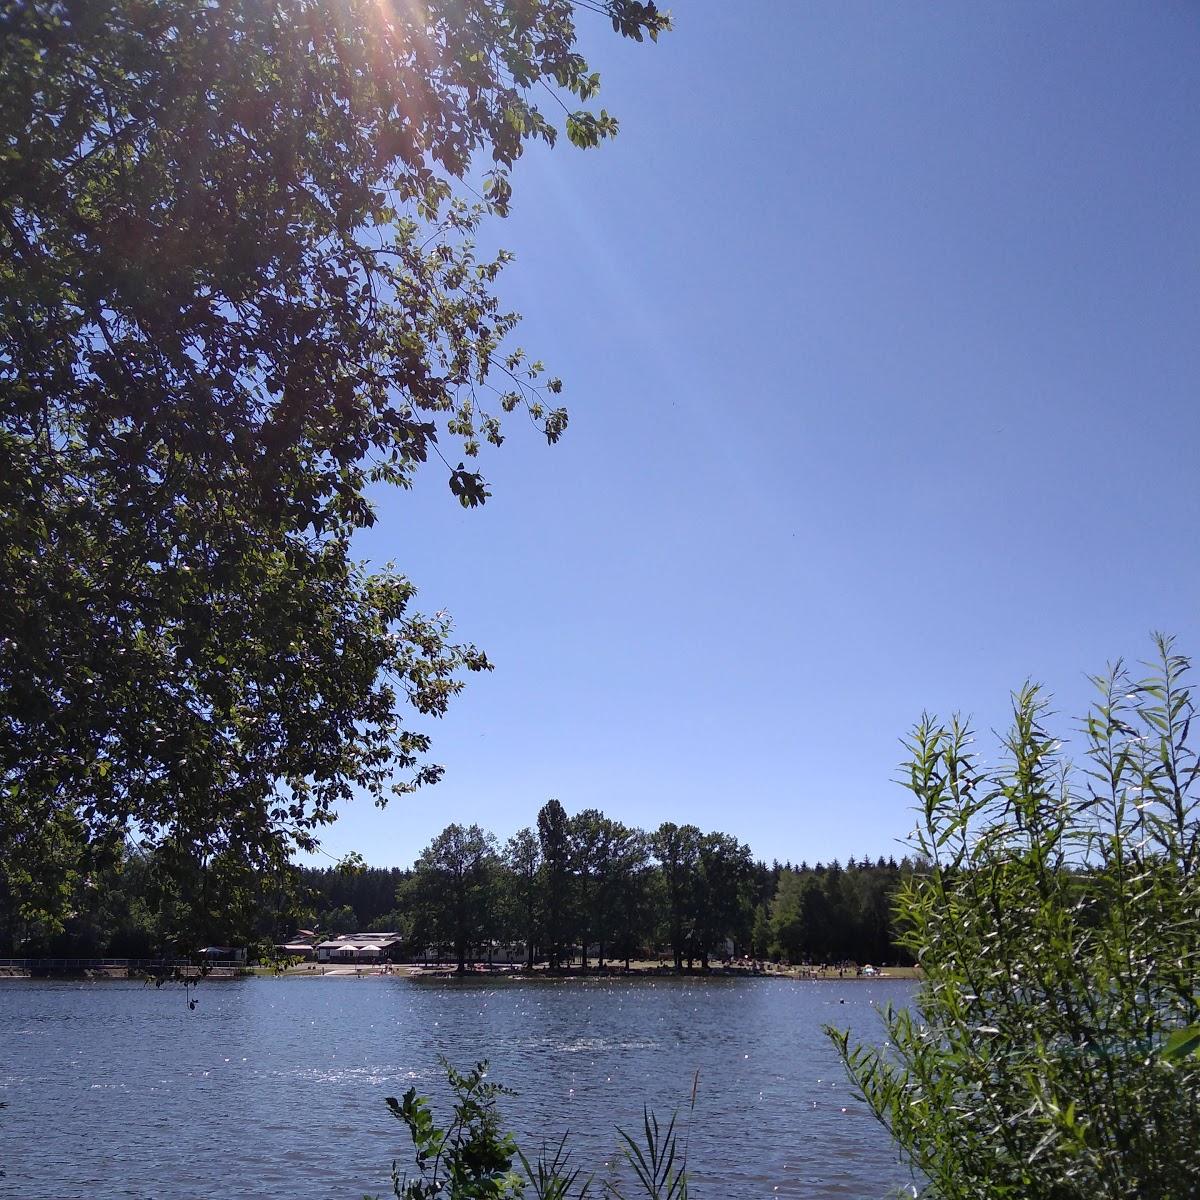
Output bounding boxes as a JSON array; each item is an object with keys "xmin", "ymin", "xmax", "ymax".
[
  {"xmin": 274, "ymin": 941, "xmax": 316, "ymax": 961},
  {"xmin": 200, "ymin": 945, "xmax": 247, "ymax": 963},
  {"xmin": 272, "ymin": 929, "xmax": 318, "ymax": 961},
  {"xmin": 315, "ymin": 932, "xmax": 404, "ymax": 963}
]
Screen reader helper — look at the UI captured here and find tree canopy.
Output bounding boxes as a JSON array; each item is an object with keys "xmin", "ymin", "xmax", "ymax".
[
  {"xmin": 0, "ymin": 0, "xmax": 667, "ymax": 944},
  {"xmin": 410, "ymin": 822, "xmax": 498, "ymax": 973}
]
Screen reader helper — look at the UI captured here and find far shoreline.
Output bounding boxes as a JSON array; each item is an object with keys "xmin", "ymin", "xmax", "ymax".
[
  {"xmin": 1, "ymin": 961, "xmax": 921, "ymax": 983},
  {"xmin": 248, "ymin": 961, "xmax": 922, "ymax": 983}
]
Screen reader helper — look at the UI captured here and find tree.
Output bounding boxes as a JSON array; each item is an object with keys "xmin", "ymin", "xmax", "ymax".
[
  {"xmin": 850, "ymin": 858, "xmax": 900, "ymax": 965},
  {"xmin": 568, "ymin": 807, "xmax": 615, "ymax": 969},
  {"xmin": 691, "ymin": 831, "xmax": 752, "ymax": 967},
  {"xmin": 606, "ymin": 825, "xmax": 654, "ymax": 970},
  {"xmin": 395, "ymin": 871, "xmax": 441, "ymax": 965},
  {"xmin": 504, "ymin": 826, "xmax": 541, "ymax": 971},
  {"xmin": 832, "ymin": 638, "xmax": 1200, "ymax": 1199},
  {"xmin": 651, "ymin": 821, "xmax": 700, "ymax": 971},
  {"xmin": 0, "ymin": 801, "xmax": 81, "ymax": 953},
  {"xmin": 536, "ymin": 798, "xmax": 571, "ymax": 969},
  {"xmin": 766, "ymin": 868, "xmax": 808, "ymax": 963},
  {"xmin": 318, "ymin": 903, "xmax": 359, "ymax": 938},
  {"xmin": 411, "ymin": 823, "xmax": 498, "ymax": 973},
  {"xmin": 0, "ymin": 0, "xmax": 668, "ymax": 948},
  {"xmin": 750, "ymin": 904, "xmax": 771, "ymax": 961}
]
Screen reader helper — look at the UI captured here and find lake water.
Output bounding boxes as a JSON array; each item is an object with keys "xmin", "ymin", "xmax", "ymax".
[{"xmin": 0, "ymin": 976, "xmax": 916, "ymax": 1199}]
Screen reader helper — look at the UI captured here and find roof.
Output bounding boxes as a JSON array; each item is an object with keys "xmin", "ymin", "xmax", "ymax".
[{"xmin": 316, "ymin": 933, "xmax": 401, "ymax": 947}]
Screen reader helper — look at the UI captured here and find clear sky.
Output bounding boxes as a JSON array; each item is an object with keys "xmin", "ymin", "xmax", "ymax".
[{"xmin": 321, "ymin": 1, "xmax": 1200, "ymax": 870}]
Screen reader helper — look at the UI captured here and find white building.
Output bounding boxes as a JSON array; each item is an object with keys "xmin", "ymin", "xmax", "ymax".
[{"xmin": 315, "ymin": 932, "xmax": 403, "ymax": 963}]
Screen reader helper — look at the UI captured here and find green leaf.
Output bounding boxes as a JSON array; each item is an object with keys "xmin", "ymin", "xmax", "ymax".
[{"xmin": 1163, "ymin": 1026, "xmax": 1200, "ymax": 1063}]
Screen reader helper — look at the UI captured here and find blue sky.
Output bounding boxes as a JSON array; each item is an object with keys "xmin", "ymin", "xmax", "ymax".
[{"xmin": 322, "ymin": 1, "xmax": 1200, "ymax": 869}]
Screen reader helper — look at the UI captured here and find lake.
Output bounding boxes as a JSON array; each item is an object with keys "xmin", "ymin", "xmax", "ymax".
[{"xmin": 0, "ymin": 976, "xmax": 916, "ymax": 1199}]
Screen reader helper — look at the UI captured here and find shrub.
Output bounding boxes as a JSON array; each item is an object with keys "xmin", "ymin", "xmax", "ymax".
[{"xmin": 830, "ymin": 636, "xmax": 1200, "ymax": 1199}]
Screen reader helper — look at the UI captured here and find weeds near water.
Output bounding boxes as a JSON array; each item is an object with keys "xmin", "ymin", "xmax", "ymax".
[
  {"xmin": 609, "ymin": 1109, "xmax": 688, "ymax": 1200},
  {"xmin": 376, "ymin": 1059, "xmax": 696, "ymax": 1199},
  {"xmin": 519, "ymin": 1134, "xmax": 592, "ymax": 1199},
  {"xmin": 607, "ymin": 1070, "xmax": 696, "ymax": 1200}
]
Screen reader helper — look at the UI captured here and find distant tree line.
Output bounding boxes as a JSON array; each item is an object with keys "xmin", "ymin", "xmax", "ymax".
[{"xmin": 5, "ymin": 799, "xmax": 917, "ymax": 969}]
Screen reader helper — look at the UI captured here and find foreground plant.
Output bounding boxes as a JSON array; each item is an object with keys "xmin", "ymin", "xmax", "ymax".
[
  {"xmin": 609, "ymin": 1108, "xmax": 689, "ymax": 1200},
  {"xmin": 830, "ymin": 635, "xmax": 1200, "ymax": 1199},
  {"xmin": 383, "ymin": 1060, "xmax": 523, "ymax": 1199},
  {"xmin": 377, "ymin": 1059, "xmax": 692, "ymax": 1198}
]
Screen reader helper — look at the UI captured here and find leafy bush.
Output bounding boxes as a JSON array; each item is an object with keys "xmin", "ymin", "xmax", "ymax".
[
  {"xmin": 831, "ymin": 636, "xmax": 1200, "ymax": 1199},
  {"xmin": 383, "ymin": 1060, "xmax": 523, "ymax": 1199}
]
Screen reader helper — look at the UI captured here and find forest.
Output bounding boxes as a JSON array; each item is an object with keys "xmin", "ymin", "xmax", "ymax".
[{"xmin": 4, "ymin": 798, "xmax": 916, "ymax": 970}]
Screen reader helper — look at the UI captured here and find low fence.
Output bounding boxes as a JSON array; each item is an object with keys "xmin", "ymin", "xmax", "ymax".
[{"xmin": 0, "ymin": 957, "xmax": 246, "ymax": 975}]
